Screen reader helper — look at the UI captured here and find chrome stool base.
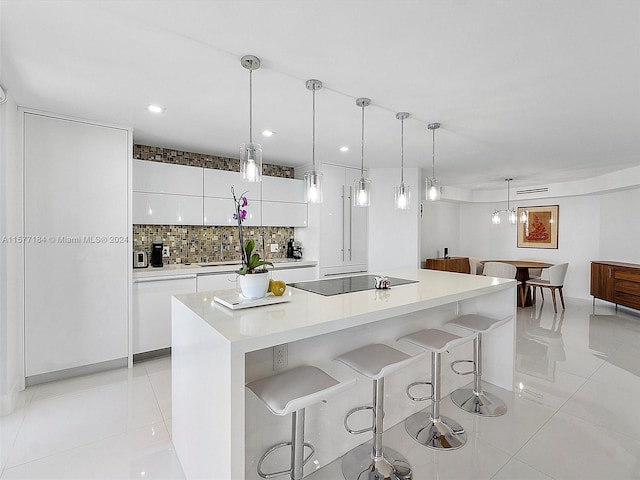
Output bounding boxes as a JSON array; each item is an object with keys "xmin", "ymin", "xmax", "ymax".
[
  {"xmin": 451, "ymin": 388, "xmax": 507, "ymax": 417},
  {"xmin": 404, "ymin": 412, "xmax": 467, "ymax": 450},
  {"xmin": 342, "ymin": 444, "xmax": 412, "ymax": 480}
]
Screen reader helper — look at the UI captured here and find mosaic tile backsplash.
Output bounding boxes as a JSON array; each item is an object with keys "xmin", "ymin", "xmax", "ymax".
[
  {"xmin": 133, "ymin": 225, "xmax": 295, "ymax": 264},
  {"xmin": 133, "ymin": 144, "xmax": 294, "ymax": 178}
]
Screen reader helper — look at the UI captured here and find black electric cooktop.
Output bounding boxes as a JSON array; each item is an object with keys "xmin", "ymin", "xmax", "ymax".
[{"xmin": 289, "ymin": 275, "xmax": 417, "ymax": 296}]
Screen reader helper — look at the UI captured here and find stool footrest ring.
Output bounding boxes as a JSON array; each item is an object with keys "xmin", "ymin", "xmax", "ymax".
[
  {"xmin": 344, "ymin": 405, "xmax": 374, "ymax": 435},
  {"xmin": 451, "ymin": 359, "xmax": 475, "ymax": 376},
  {"xmin": 406, "ymin": 381, "xmax": 433, "ymax": 402},
  {"xmin": 257, "ymin": 441, "xmax": 315, "ymax": 479}
]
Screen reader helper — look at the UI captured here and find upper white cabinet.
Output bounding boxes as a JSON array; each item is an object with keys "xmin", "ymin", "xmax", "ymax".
[
  {"xmin": 262, "ymin": 201, "xmax": 307, "ymax": 227},
  {"xmin": 133, "ymin": 192, "xmax": 203, "ymax": 225},
  {"xmin": 319, "ymin": 164, "xmax": 367, "ymax": 276},
  {"xmin": 133, "ymin": 159, "xmax": 202, "ymax": 195},
  {"xmin": 133, "ymin": 160, "xmax": 307, "ymax": 227},
  {"xmin": 262, "ymin": 176, "xmax": 305, "ymax": 203},
  {"xmin": 203, "ymin": 168, "xmax": 261, "ymax": 201}
]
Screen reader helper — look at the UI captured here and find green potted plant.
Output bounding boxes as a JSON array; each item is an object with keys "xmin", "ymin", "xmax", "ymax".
[{"xmin": 232, "ymin": 186, "xmax": 273, "ymax": 298}]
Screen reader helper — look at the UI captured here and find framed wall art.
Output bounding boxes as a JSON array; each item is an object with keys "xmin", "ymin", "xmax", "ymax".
[{"xmin": 517, "ymin": 205, "xmax": 559, "ymax": 249}]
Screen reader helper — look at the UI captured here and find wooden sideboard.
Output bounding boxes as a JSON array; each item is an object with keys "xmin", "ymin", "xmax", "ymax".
[
  {"xmin": 591, "ymin": 261, "xmax": 640, "ymax": 310},
  {"xmin": 425, "ymin": 257, "xmax": 470, "ymax": 274}
]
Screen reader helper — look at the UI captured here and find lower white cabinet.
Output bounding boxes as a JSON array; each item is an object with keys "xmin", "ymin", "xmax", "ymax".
[
  {"xmin": 196, "ymin": 273, "xmax": 239, "ymax": 292},
  {"xmin": 274, "ymin": 266, "xmax": 317, "ymax": 283},
  {"xmin": 132, "ymin": 275, "xmax": 197, "ymax": 355}
]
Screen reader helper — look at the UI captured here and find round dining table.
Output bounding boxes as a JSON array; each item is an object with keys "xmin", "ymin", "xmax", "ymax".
[{"xmin": 484, "ymin": 260, "xmax": 553, "ymax": 307}]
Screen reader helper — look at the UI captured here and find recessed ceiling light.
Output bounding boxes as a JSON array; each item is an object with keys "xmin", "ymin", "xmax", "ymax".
[
  {"xmin": 339, "ymin": 146, "xmax": 349, "ymax": 152},
  {"xmin": 261, "ymin": 130, "xmax": 274, "ymax": 137},
  {"xmin": 148, "ymin": 104, "xmax": 163, "ymax": 113}
]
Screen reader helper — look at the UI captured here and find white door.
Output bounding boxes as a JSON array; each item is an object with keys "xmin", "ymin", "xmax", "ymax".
[
  {"xmin": 319, "ymin": 164, "xmax": 346, "ymax": 269},
  {"xmin": 24, "ymin": 113, "xmax": 129, "ymax": 378}
]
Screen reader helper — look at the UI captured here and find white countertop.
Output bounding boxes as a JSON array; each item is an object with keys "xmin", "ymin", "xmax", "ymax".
[
  {"xmin": 133, "ymin": 259, "xmax": 316, "ymax": 279},
  {"xmin": 172, "ymin": 268, "xmax": 515, "ymax": 351}
]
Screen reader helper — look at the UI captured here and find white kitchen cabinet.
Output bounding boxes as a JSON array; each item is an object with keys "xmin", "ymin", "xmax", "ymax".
[
  {"xmin": 262, "ymin": 176, "xmax": 305, "ymax": 203},
  {"xmin": 319, "ymin": 164, "xmax": 368, "ymax": 276},
  {"xmin": 196, "ymin": 273, "xmax": 239, "ymax": 292},
  {"xmin": 23, "ymin": 111, "xmax": 130, "ymax": 380},
  {"xmin": 262, "ymin": 201, "xmax": 307, "ymax": 227},
  {"xmin": 204, "ymin": 168, "xmax": 260, "ymax": 201},
  {"xmin": 274, "ymin": 266, "xmax": 317, "ymax": 283},
  {"xmin": 133, "ymin": 275, "xmax": 197, "ymax": 354},
  {"xmin": 133, "ymin": 159, "xmax": 202, "ymax": 196},
  {"xmin": 133, "ymin": 192, "xmax": 203, "ymax": 225}
]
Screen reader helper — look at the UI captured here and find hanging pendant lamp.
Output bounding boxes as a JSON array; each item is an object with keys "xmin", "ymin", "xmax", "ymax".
[
  {"xmin": 353, "ymin": 98, "xmax": 371, "ymax": 207},
  {"xmin": 304, "ymin": 79, "xmax": 323, "ymax": 203},
  {"xmin": 239, "ymin": 55, "xmax": 262, "ymax": 182},
  {"xmin": 426, "ymin": 123, "xmax": 441, "ymax": 201},
  {"xmin": 394, "ymin": 112, "xmax": 410, "ymax": 209},
  {"xmin": 491, "ymin": 178, "xmax": 517, "ymax": 225}
]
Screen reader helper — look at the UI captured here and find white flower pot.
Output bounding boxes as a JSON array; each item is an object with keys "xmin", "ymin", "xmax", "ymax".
[{"xmin": 239, "ymin": 272, "xmax": 270, "ymax": 299}]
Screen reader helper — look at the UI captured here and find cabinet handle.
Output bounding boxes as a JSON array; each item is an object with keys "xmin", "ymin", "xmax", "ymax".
[
  {"xmin": 134, "ymin": 274, "xmax": 197, "ymax": 283},
  {"xmin": 348, "ymin": 186, "xmax": 353, "ymax": 261},
  {"xmin": 341, "ymin": 185, "xmax": 345, "ymax": 262}
]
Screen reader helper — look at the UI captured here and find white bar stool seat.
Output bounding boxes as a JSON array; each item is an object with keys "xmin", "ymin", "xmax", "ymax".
[
  {"xmin": 336, "ymin": 343, "xmax": 420, "ymax": 480},
  {"xmin": 446, "ymin": 314, "xmax": 511, "ymax": 417},
  {"xmin": 247, "ymin": 365, "xmax": 354, "ymax": 480},
  {"xmin": 398, "ymin": 328, "xmax": 472, "ymax": 450}
]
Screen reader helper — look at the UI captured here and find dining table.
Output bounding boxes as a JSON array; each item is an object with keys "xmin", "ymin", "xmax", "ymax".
[{"xmin": 484, "ymin": 260, "xmax": 553, "ymax": 307}]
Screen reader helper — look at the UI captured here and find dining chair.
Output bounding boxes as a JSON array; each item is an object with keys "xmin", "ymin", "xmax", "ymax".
[
  {"xmin": 482, "ymin": 262, "xmax": 526, "ymax": 307},
  {"xmin": 526, "ymin": 263, "xmax": 569, "ymax": 313},
  {"xmin": 468, "ymin": 257, "xmax": 484, "ymax": 275}
]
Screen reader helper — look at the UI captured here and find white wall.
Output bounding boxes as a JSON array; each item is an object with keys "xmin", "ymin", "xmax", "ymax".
[
  {"xmin": 421, "ymin": 200, "xmax": 461, "ymax": 261},
  {"xmin": 0, "ymin": 94, "xmax": 24, "ymax": 415},
  {"xmin": 368, "ymin": 168, "xmax": 420, "ymax": 272},
  {"xmin": 458, "ymin": 196, "xmax": 602, "ymax": 299},
  {"xmin": 599, "ymin": 188, "xmax": 640, "ymax": 263}
]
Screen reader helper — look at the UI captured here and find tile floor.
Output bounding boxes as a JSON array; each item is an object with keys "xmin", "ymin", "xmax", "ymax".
[{"xmin": 2, "ymin": 296, "xmax": 640, "ymax": 479}]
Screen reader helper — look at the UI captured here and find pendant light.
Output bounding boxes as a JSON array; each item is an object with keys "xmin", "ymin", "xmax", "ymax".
[
  {"xmin": 426, "ymin": 123, "xmax": 441, "ymax": 201},
  {"xmin": 239, "ymin": 55, "xmax": 262, "ymax": 182},
  {"xmin": 304, "ymin": 79, "xmax": 323, "ymax": 203},
  {"xmin": 491, "ymin": 178, "xmax": 517, "ymax": 225},
  {"xmin": 394, "ymin": 112, "xmax": 410, "ymax": 209},
  {"xmin": 353, "ymin": 97, "xmax": 371, "ymax": 207}
]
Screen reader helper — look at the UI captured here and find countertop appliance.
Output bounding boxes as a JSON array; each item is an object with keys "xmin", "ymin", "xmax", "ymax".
[
  {"xmin": 289, "ymin": 275, "xmax": 416, "ymax": 296},
  {"xmin": 133, "ymin": 251, "xmax": 148, "ymax": 268},
  {"xmin": 292, "ymin": 240, "xmax": 303, "ymax": 260},
  {"xmin": 151, "ymin": 238, "xmax": 164, "ymax": 267}
]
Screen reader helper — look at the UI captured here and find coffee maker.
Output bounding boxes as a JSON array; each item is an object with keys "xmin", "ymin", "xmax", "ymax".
[{"xmin": 151, "ymin": 237, "xmax": 164, "ymax": 267}]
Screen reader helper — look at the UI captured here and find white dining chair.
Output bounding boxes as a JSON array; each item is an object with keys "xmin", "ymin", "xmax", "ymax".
[
  {"xmin": 482, "ymin": 262, "xmax": 526, "ymax": 307},
  {"xmin": 526, "ymin": 263, "xmax": 569, "ymax": 313}
]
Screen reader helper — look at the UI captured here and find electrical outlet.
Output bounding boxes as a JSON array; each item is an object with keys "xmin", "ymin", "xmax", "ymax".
[
  {"xmin": 270, "ymin": 243, "xmax": 279, "ymax": 253},
  {"xmin": 273, "ymin": 344, "xmax": 288, "ymax": 370},
  {"xmin": 162, "ymin": 247, "xmax": 170, "ymax": 257}
]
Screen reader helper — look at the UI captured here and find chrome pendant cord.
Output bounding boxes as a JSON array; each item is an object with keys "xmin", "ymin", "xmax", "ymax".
[
  {"xmin": 360, "ymin": 103, "xmax": 365, "ymax": 177},
  {"xmin": 249, "ymin": 68, "xmax": 253, "ymax": 143},
  {"xmin": 312, "ymin": 85, "xmax": 316, "ymax": 171}
]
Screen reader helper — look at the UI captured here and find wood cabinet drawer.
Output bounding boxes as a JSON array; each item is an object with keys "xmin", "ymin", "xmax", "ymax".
[
  {"xmin": 614, "ymin": 268, "xmax": 640, "ymax": 283},
  {"xmin": 614, "ymin": 292, "xmax": 640, "ymax": 310},
  {"xmin": 615, "ymin": 280, "xmax": 640, "ymax": 296}
]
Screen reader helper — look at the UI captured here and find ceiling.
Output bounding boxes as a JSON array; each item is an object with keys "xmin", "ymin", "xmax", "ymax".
[{"xmin": 1, "ymin": 0, "xmax": 639, "ymax": 191}]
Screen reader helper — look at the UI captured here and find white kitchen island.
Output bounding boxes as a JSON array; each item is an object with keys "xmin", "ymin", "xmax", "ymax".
[{"xmin": 171, "ymin": 269, "xmax": 516, "ymax": 480}]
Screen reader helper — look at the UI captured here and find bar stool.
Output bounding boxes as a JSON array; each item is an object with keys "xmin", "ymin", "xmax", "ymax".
[
  {"xmin": 247, "ymin": 365, "xmax": 355, "ymax": 480},
  {"xmin": 446, "ymin": 314, "xmax": 511, "ymax": 416},
  {"xmin": 336, "ymin": 343, "xmax": 419, "ymax": 480},
  {"xmin": 398, "ymin": 328, "xmax": 472, "ymax": 450}
]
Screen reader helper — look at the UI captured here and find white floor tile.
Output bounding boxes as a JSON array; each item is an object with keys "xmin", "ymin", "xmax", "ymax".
[
  {"xmin": 491, "ymin": 458, "xmax": 556, "ymax": 480},
  {"xmin": 515, "ymin": 411, "xmax": 640, "ymax": 479},
  {"xmin": 559, "ymin": 375, "xmax": 640, "ymax": 442},
  {"xmin": 148, "ymin": 370, "xmax": 172, "ymax": 421},
  {"xmin": 1, "ymin": 424, "xmax": 184, "ymax": 479},
  {"xmin": 5, "ymin": 376, "xmax": 164, "ymax": 468},
  {"xmin": 142, "ymin": 356, "xmax": 172, "ymax": 376}
]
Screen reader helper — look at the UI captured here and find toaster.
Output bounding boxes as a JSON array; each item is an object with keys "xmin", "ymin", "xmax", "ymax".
[{"xmin": 133, "ymin": 251, "xmax": 148, "ymax": 268}]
